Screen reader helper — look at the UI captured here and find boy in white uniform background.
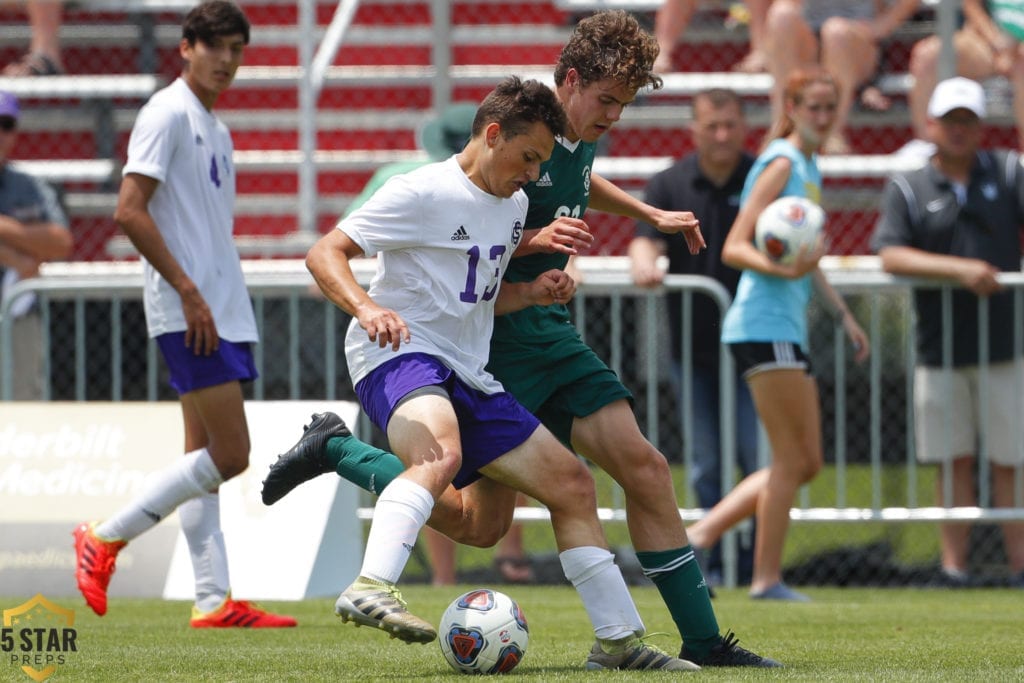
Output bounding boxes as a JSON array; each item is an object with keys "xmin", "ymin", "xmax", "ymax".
[{"xmin": 73, "ymin": 0, "xmax": 295, "ymax": 629}]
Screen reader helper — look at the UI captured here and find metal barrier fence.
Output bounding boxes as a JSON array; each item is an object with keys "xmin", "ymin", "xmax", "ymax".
[{"xmin": 3, "ymin": 259, "xmax": 1024, "ymax": 586}]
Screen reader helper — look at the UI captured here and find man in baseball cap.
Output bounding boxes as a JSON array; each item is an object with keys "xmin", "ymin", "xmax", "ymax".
[
  {"xmin": 874, "ymin": 73, "xmax": 1024, "ymax": 590},
  {"xmin": 899, "ymin": 76, "xmax": 988, "ymax": 159}
]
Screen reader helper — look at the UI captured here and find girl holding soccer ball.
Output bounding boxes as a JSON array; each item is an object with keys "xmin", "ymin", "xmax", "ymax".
[{"xmin": 684, "ymin": 66, "xmax": 870, "ymax": 601}]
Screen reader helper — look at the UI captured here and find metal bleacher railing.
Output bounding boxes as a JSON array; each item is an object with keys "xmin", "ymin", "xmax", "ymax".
[{"xmin": 4, "ymin": 258, "xmax": 1023, "ymax": 586}]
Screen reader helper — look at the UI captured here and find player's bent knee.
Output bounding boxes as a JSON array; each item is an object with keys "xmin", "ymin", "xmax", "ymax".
[
  {"xmin": 798, "ymin": 455, "xmax": 823, "ymax": 483},
  {"xmin": 556, "ymin": 469, "xmax": 599, "ymax": 512},
  {"xmin": 614, "ymin": 444, "xmax": 672, "ymax": 492},
  {"xmin": 446, "ymin": 518, "xmax": 509, "ymax": 548}
]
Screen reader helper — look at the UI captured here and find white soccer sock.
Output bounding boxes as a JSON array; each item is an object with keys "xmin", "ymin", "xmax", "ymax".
[
  {"xmin": 560, "ymin": 546, "xmax": 645, "ymax": 642},
  {"xmin": 96, "ymin": 448, "xmax": 224, "ymax": 542},
  {"xmin": 358, "ymin": 477, "xmax": 434, "ymax": 585},
  {"xmin": 179, "ymin": 491, "xmax": 230, "ymax": 613}
]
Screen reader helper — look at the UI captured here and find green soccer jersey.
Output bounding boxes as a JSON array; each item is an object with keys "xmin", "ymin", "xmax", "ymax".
[{"xmin": 494, "ymin": 137, "xmax": 597, "ymax": 342}]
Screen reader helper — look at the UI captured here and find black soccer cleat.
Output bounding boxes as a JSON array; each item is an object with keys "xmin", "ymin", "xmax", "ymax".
[
  {"xmin": 261, "ymin": 412, "xmax": 350, "ymax": 505},
  {"xmin": 681, "ymin": 630, "xmax": 783, "ymax": 668}
]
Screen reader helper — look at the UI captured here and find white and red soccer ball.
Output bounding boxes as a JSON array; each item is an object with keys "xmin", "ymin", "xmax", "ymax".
[
  {"xmin": 438, "ymin": 588, "xmax": 529, "ymax": 675},
  {"xmin": 754, "ymin": 195, "xmax": 826, "ymax": 265}
]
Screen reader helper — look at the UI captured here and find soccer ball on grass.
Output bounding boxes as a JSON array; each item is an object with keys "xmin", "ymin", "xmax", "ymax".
[
  {"xmin": 754, "ymin": 195, "xmax": 825, "ymax": 265},
  {"xmin": 438, "ymin": 588, "xmax": 529, "ymax": 674}
]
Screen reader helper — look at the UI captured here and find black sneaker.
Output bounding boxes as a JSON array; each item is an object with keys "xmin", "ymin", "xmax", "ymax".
[
  {"xmin": 681, "ymin": 630, "xmax": 783, "ymax": 668},
  {"xmin": 261, "ymin": 412, "xmax": 349, "ymax": 505}
]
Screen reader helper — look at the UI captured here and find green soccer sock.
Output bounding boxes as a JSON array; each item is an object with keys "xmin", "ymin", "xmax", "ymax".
[
  {"xmin": 636, "ymin": 545, "xmax": 721, "ymax": 659},
  {"xmin": 325, "ymin": 434, "xmax": 404, "ymax": 495}
]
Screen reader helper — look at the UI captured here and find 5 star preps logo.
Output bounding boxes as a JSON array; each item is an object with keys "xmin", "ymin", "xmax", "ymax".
[{"xmin": 2, "ymin": 595, "xmax": 77, "ymax": 682}]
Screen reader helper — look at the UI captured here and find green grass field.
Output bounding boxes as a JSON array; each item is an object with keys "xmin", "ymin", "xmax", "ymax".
[{"xmin": 5, "ymin": 587, "xmax": 1022, "ymax": 681}]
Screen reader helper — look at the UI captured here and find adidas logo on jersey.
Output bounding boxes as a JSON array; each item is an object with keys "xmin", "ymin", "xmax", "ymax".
[
  {"xmin": 536, "ymin": 172, "xmax": 553, "ymax": 187},
  {"xmin": 451, "ymin": 225, "xmax": 470, "ymax": 241}
]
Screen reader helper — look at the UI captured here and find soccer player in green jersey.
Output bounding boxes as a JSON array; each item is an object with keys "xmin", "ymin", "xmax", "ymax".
[
  {"xmin": 264, "ymin": 10, "xmax": 780, "ymax": 668},
  {"xmin": 486, "ymin": 10, "xmax": 775, "ymax": 668}
]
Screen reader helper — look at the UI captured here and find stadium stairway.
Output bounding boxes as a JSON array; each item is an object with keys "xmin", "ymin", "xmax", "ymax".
[{"xmin": 2, "ymin": 0, "xmax": 1018, "ymax": 262}]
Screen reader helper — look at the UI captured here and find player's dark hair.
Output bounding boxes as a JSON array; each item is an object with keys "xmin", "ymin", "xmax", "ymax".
[
  {"xmin": 473, "ymin": 76, "xmax": 567, "ymax": 141},
  {"xmin": 183, "ymin": 0, "xmax": 250, "ymax": 46},
  {"xmin": 553, "ymin": 10, "xmax": 662, "ymax": 94},
  {"xmin": 694, "ymin": 87, "xmax": 745, "ymax": 116}
]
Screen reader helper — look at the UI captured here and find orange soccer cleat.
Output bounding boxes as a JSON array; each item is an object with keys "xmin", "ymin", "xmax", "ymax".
[
  {"xmin": 190, "ymin": 594, "xmax": 298, "ymax": 628},
  {"xmin": 73, "ymin": 522, "xmax": 126, "ymax": 617}
]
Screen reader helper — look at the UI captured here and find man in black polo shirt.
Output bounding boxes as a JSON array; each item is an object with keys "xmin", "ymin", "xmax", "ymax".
[
  {"xmin": 629, "ymin": 87, "xmax": 757, "ymax": 587},
  {"xmin": 873, "ymin": 76, "xmax": 1024, "ymax": 587}
]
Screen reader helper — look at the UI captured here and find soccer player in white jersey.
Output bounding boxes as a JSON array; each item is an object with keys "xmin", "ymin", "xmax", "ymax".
[
  {"xmin": 72, "ymin": 1, "xmax": 295, "ymax": 629},
  {"xmin": 307, "ymin": 76, "xmax": 698, "ymax": 671}
]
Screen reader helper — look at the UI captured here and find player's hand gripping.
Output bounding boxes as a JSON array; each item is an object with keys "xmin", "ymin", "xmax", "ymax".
[
  {"xmin": 530, "ymin": 269, "xmax": 576, "ymax": 306},
  {"xmin": 528, "ymin": 217, "xmax": 594, "ymax": 255},
  {"xmin": 776, "ymin": 235, "xmax": 827, "ymax": 279},
  {"xmin": 355, "ymin": 300, "xmax": 411, "ymax": 351},
  {"xmin": 648, "ymin": 209, "xmax": 705, "ymax": 254}
]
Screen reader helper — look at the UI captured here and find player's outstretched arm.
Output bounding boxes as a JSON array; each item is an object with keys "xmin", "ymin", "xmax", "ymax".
[
  {"xmin": 588, "ymin": 172, "xmax": 705, "ymax": 254},
  {"xmin": 306, "ymin": 229, "xmax": 411, "ymax": 351}
]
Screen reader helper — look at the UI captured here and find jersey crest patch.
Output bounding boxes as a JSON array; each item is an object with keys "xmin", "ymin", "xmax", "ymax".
[
  {"xmin": 582, "ymin": 166, "xmax": 591, "ymax": 195},
  {"xmin": 511, "ymin": 219, "xmax": 523, "ymax": 248}
]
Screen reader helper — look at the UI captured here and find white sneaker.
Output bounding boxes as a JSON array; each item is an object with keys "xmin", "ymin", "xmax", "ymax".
[{"xmin": 335, "ymin": 579, "xmax": 436, "ymax": 644}]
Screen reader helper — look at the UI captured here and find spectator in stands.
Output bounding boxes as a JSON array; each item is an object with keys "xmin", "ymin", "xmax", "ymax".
[
  {"xmin": 72, "ymin": 1, "xmax": 297, "ymax": 629},
  {"xmin": 901, "ymin": 0, "xmax": 1024, "ymax": 158},
  {"xmin": 685, "ymin": 66, "xmax": 870, "ymax": 601},
  {"xmin": 654, "ymin": 0, "xmax": 773, "ymax": 73},
  {"xmin": 628, "ymin": 87, "xmax": 759, "ymax": 588},
  {"xmin": 347, "ymin": 102, "xmax": 535, "ymax": 586},
  {"xmin": 873, "ymin": 76, "xmax": 1024, "ymax": 588},
  {"xmin": 265, "ymin": 10, "xmax": 781, "ymax": 669},
  {"xmin": 0, "ymin": 89, "xmax": 73, "ymax": 398},
  {"xmin": 3, "ymin": 1, "xmax": 64, "ymax": 76},
  {"xmin": 762, "ymin": 0, "xmax": 920, "ymax": 154}
]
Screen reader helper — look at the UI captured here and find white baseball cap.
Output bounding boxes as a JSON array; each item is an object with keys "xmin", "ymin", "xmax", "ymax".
[{"xmin": 927, "ymin": 77, "xmax": 986, "ymax": 119}]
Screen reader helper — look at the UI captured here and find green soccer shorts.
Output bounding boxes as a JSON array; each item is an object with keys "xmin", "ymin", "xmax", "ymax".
[{"xmin": 487, "ymin": 333, "xmax": 633, "ymax": 448}]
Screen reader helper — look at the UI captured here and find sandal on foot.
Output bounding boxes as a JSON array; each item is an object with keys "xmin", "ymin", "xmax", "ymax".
[
  {"xmin": 494, "ymin": 556, "xmax": 534, "ymax": 584},
  {"xmin": 3, "ymin": 52, "xmax": 64, "ymax": 77}
]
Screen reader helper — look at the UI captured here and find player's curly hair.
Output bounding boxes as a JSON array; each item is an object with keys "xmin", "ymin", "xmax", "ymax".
[
  {"xmin": 554, "ymin": 10, "xmax": 662, "ymax": 94},
  {"xmin": 473, "ymin": 75, "xmax": 568, "ymax": 141}
]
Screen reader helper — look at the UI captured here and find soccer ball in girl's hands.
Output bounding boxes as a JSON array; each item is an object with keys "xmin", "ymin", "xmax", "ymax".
[
  {"xmin": 754, "ymin": 196, "xmax": 825, "ymax": 265},
  {"xmin": 438, "ymin": 588, "xmax": 529, "ymax": 674}
]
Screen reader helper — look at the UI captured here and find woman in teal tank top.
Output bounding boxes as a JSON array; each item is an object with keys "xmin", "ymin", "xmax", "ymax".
[{"xmin": 686, "ymin": 67, "xmax": 870, "ymax": 601}]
